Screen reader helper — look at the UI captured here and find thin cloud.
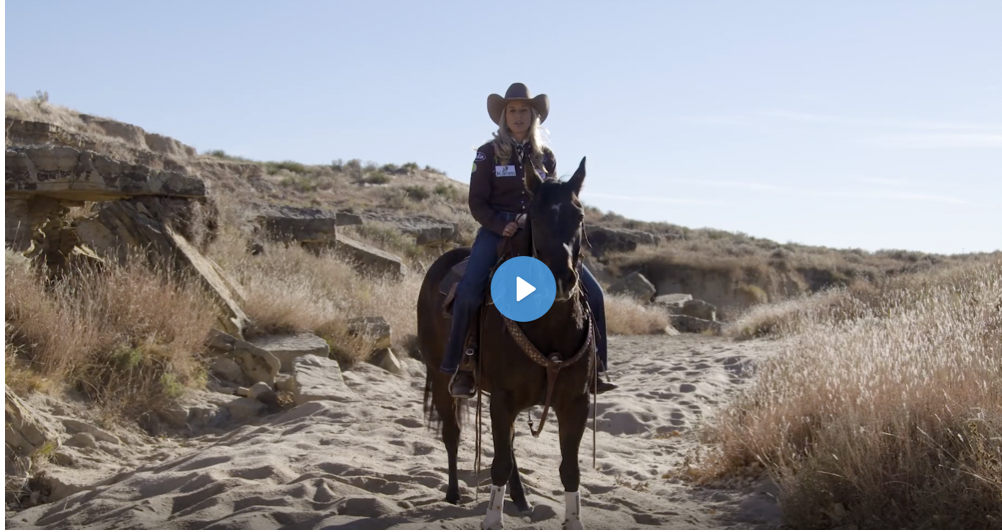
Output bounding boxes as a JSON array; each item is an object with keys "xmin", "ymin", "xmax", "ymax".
[
  {"xmin": 860, "ymin": 133, "xmax": 1002, "ymax": 149},
  {"xmin": 582, "ymin": 192, "xmax": 727, "ymax": 206},
  {"xmin": 663, "ymin": 178, "xmax": 790, "ymax": 192},
  {"xmin": 758, "ymin": 110, "xmax": 1002, "ymax": 133},
  {"xmin": 854, "ymin": 176, "xmax": 910, "ymax": 187}
]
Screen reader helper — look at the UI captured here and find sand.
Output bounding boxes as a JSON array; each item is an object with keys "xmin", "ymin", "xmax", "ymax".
[{"xmin": 7, "ymin": 334, "xmax": 783, "ymax": 529}]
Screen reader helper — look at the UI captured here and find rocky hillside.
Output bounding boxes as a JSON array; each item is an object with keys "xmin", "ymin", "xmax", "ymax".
[{"xmin": 8, "ymin": 93, "xmax": 985, "ymax": 320}]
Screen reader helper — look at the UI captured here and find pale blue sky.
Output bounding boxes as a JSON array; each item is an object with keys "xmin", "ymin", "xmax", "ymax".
[{"xmin": 6, "ymin": 1, "xmax": 1001, "ymax": 254}]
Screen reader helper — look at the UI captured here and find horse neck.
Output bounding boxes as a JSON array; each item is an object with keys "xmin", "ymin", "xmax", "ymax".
[{"xmin": 519, "ymin": 294, "xmax": 588, "ymax": 357}]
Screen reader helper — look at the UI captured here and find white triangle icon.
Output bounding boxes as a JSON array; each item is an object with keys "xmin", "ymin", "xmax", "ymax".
[{"xmin": 516, "ymin": 276, "xmax": 536, "ymax": 302}]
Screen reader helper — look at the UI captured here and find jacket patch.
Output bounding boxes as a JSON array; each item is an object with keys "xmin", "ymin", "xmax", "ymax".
[
  {"xmin": 475, "ymin": 151, "xmax": 486, "ymax": 161},
  {"xmin": 495, "ymin": 165, "xmax": 516, "ymax": 177},
  {"xmin": 472, "ymin": 163, "xmax": 477, "ymax": 172}
]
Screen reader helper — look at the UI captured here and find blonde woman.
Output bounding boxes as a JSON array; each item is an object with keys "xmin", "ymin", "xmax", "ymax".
[{"xmin": 441, "ymin": 82, "xmax": 617, "ymax": 398}]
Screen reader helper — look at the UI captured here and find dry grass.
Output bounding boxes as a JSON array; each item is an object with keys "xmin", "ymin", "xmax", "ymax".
[
  {"xmin": 5, "ymin": 248, "xmax": 217, "ymax": 417},
  {"xmin": 703, "ymin": 257, "xmax": 1002, "ymax": 528},
  {"xmin": 207, "ymin": 231, "xmax": 422, "ymax": 365},
  {"xmin": 604, "ymin": 294, "xmax": 674, "ymax": 335}
]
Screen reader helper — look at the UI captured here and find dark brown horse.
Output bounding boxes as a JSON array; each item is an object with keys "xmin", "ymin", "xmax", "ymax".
[{"xmin": 418, "ymin": 158, "xmax": 595, "ymax": 529}]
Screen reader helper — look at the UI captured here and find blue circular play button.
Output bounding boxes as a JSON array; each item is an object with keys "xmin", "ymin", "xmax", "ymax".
[{"xmin": 490, "ymin": 256, "xmax": 557, "ymax": 322}]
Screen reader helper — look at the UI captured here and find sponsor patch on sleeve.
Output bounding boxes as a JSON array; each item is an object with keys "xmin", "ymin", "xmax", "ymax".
[
  {"xmin": 472, "ymin": 163, "xmax": 477, "ymax": 172},
  {"xmin": 475, "ymin": 151, "xmax": 486, "ymax": 161}
]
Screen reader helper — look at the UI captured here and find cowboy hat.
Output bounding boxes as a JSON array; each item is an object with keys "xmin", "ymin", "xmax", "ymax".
[{"xmin": 487, "ymin": 83, "xmax": 549, "ymax": 125}]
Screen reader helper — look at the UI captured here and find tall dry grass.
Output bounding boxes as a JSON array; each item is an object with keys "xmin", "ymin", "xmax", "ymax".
[
  {"xmin": 706, "ymin": 258, "xmax": 1002, "ymax": 528},
  {"xmin": 604, "ymin": 294, "xmax": 674, "ymax": 335},
  {"xmin": 5, "ymin": 249, "xmax": 217, "ymax": 415},
  {"xmin": 207, "ymin": 234, "xmax": 422, "ymax": 365}
]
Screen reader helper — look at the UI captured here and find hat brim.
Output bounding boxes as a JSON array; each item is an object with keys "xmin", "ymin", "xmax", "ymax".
[{"xmin": 487, "ymin": 93, "xmax": 549, "ymax": 125}]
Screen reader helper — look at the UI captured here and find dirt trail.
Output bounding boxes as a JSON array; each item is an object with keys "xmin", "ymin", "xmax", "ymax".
[{"xmin": 7, "ymin": 335, "xmax": 782, "ymax": 530}]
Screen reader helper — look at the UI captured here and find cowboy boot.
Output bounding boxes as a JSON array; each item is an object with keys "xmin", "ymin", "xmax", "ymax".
[
  {"xmin": 591, "ymin": 374, "xmax": 619, "ymax": 394},
  {"xmin": 449, "ymin": 348, "xmax": 477, "ymax": 398}
]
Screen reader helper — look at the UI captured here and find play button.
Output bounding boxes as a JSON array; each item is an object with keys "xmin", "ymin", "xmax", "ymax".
[
  {"xmin": 490, "ymin": 256, "xmax": 556, "ymax": 322},
  {"xmin": 516, "ymin": 277, "xmax": 535, "ymax": 302}
]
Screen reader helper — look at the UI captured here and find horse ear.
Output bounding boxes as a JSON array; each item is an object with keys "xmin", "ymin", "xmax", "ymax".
[
  {"xmin": 525, "ymin": 162, "xmax": 544, "ymax": 196},
  {"xmin": 567, "ymin": 157, "xmax": 586, "ymax": 196}
]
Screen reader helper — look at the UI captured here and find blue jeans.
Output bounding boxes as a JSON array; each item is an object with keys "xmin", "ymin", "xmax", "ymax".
[{"xmin": 439, "ymin": 225, "xmax": 609, "ymax": 374}]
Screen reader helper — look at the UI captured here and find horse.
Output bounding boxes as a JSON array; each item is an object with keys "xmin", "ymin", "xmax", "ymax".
[{"xmin": 417, "ymin": 157, "xmax": 596, "ymax": 529}]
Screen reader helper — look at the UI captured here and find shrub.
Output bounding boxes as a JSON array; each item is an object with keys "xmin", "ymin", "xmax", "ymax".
[
  {"xmin": 706, "ymin": 258, "xmax": 1002, "ymax": 528},
  {"xmin": 359, "ymin": 172, "xmax": 391, "ymax": 185},
  {"xmin": 604, "ymin": 294, "xmax": 673, "ymax": 335},
  {"xmin": 4, "ymin": 250, "xmax": 216, "ymax": 416},
  {"xmin": 403, "ymin": 185, "xmax": 430, "ymax": 202},
  {"xmin": 266, "ymin": 160, "xmax": 308, "ymax": 174}
]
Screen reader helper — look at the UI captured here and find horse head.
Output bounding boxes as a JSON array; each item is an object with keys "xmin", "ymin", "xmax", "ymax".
[{"xmin": 524, "ymin": 157, "xmax": 587, "ymax": 302}]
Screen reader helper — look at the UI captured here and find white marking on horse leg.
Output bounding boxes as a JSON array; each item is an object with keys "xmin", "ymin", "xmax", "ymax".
[
  {"xmin": 563, "ymin": 491, "xmax": 584, "ymax": 529},
  {"xmin": 482, "ymin": 484, "xmax": 506, "ymax": 530}
]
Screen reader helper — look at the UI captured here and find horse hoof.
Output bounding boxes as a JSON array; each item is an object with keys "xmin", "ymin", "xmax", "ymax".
[
  {"xmin": 445, "ymin": 492, "xmax": 461, "ymax": 505},
  {"xmin": 563, "ymin": 519, "xmax": 585, "ymax": 530},
  {"xmin": 516, "ymin": 503, "xmax": 534, "ymax": 515}
]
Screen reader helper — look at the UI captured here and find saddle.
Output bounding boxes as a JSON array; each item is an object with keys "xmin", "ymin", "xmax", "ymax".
[
  {"xmin": 439, "ymin": 215, "xmax": 529, "ymax": 373},
  {"xmin": 439, "ymin": 214, "xmax": 528, "ymax": 318}
]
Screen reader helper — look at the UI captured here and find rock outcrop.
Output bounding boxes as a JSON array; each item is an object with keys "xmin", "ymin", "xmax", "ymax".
[
  {"xmin": 5, "ymin": 145, "xmax": 204, "ymax": 201},
  {"xmin": 608, "ymin": 272, "xmax": 657, "ymax": 302},
  {"xmin": 292, "ymin": 355, "xmax": 355, "ymax": 405},
  {"xmin": 332, "ymin": 236, "xmax": 405, "ymax": 277},
  {"xmin": 585, "ymin": 226, "xmax": 660, "ymax": 258}
]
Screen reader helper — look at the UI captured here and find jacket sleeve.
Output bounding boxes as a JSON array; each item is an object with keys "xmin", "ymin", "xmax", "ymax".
[
  {"xmin": 469, "ymin": 153, "xmax": 508, "ymax": 236},
  {"xmin": 544, "ymin": 149, "xmax": 557, "ymax": 178}
]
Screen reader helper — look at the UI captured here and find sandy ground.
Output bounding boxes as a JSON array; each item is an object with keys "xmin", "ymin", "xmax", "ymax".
[{"xmin": 7, "ymin": 334, "xmax": 783, "ymax": 530}]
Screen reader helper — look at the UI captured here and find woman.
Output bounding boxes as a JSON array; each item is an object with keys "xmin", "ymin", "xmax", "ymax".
[{"xmin": 440, "ymin": 82, "xmax": 617, "ymax": 398}]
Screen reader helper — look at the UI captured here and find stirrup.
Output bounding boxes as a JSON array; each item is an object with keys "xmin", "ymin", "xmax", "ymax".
[{"xmin": 449, "ymin": 372, "xmax": 476, "ymax": 399}]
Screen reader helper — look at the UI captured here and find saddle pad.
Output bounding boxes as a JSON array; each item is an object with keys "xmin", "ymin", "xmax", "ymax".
[{"xmin": 439, "ymin": 258, "xmax": 469, "ymax": 297}]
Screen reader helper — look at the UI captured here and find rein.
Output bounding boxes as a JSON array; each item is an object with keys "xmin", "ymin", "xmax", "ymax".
[{"xmin": 504, "ymin": 310, "xmax": 595, "ymax": 438}]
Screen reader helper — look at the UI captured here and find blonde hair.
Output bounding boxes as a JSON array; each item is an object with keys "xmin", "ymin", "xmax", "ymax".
[{"xmin": 492, "ymin": 105, "xmax": 546, "ymax": 168}]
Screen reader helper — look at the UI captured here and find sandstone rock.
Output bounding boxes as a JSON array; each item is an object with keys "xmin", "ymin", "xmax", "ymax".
[
  {"xmin": 292, "ymin": 355, "xmax": 355, "ymax": 405},
  {"xmin": 144, "ymin": 132, "xmax": 197, "ymax": 159},
  {"xmin": 396, "ymin": 220, "xmax": 459, "ymax": 246},
  {"xmin": 275, "ymin": 374, "xmax": 295, "ymax": 394},
  {"xmin": 682, "ymin": 299, "xmax": 718, "ymax": 322},
  {"xmin": 608, "ymin": 272, "xmax": 657, "ymax": 302},
  {"xmin": 5, "ymin": 146, "xmax": 205, "ymax": 201},
  {"xmin": 227, "ymin": 340, "xmax": 281, "ymax": 386},
  {"xmin": 654, "ymin": 293, "xmax": 693, "ymax": 310},
  {"xmin": 246, "ymin": 382, "xmax": 273, "ymax": 401},
  {"xmin": 76, "ymin": 201, "xmax": 249, "ymax": 335},
  {"xmin": 670, "ymin": 315, "xmax": 723, "ymax": 335},
  {"xmin": 5, "ymin": 391, "xmax": 51, "ymax": 458},
  {"xmin": 369, "ymin": 348, "xmax": 404, "ymax": 375},
  {"xmin": 79, "ymin": 114, "xmax": 148, "ymax": 147},
  {"xmin": 225, "ymin": 398, "xmax": 265, "ymax": 421},
  {"xmin": 211, "ymin": 356, "xmax": 247, "ymax": 385},
  {"xmin": 336, "ymin": 212, "xmax": 363, "ymax": 226},
  {"xmin": 64, "ymin": 432, "xmax": 98, "ymax": 449},
  {"xmin": 61, "ymin": 419, "xmax": 121, "ymax": 445},
  {"xmin": 585, "ymin": 226, "xmax": 661, "ymax": 258},
  {"xmin": 347, "ymin": 317, "xmax": 392, "ymax": 350},
  {"xmin": 258, "ymin": 213, "xmax": 337, "ymax": 243},
  {"xmin": 248, "ymin": 332, "xmax": 330, "ymax": 372},
  {"xmin": 332, "ymin": 235, "xmax": 405, "ymax": 277}
]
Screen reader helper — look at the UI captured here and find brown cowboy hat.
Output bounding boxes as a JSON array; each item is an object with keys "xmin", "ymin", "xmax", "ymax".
[{"xmin": 487, "ymin": 83, "xmax": 549, "ymax": 125}]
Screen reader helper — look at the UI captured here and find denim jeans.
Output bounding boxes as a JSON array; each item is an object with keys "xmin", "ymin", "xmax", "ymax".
[{"xmin": 439, "ymin": 224, "xmax": 609, "ymax": 374}]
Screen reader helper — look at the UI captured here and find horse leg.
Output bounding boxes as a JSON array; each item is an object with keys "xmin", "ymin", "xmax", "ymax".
[
  {"xmin": 432, "ymin": 381, "xmax": 462, "ymax": 504},
  {"xmin": 483, "ymin": 392, "xmax": 516, "ymax": 530},
  {"xmin": 507, "ymin": 423, "xmax": 533, "ymax": 514},
  {"xmin": 556, "ymin": 396, "xmax": 590, "ymax": 530}
]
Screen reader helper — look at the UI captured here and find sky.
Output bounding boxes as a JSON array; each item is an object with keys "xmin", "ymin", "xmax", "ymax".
[{"xmin": 5, "ymin": 0, "xmax": 1001, "ymax": 254}]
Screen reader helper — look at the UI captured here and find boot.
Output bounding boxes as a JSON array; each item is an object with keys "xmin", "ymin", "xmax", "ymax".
[
  {"xmin": 591, "ymin": 375, "xmax": 619, "ymax": 394},
  {"xmin": 449, "ymin": 370, "xmax": 476, "ymax": 398}
]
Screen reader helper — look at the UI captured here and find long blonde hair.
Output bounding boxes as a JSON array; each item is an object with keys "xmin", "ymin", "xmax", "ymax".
[{"xmin": 492, "ymin": 106, "xmax": 546, "ymax": 168}]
